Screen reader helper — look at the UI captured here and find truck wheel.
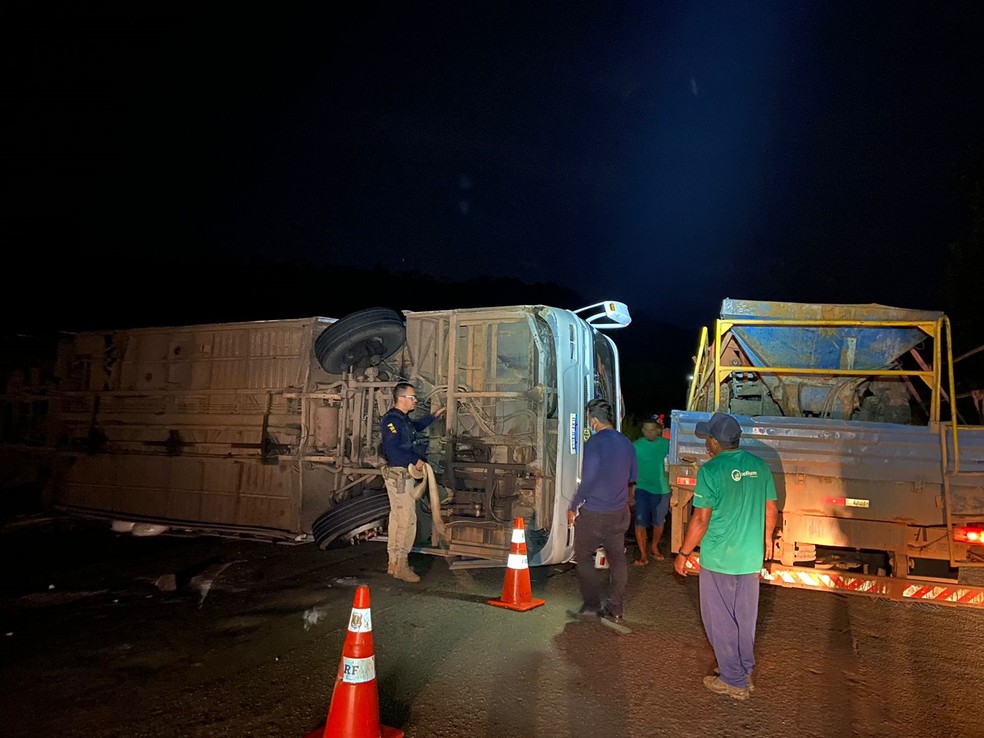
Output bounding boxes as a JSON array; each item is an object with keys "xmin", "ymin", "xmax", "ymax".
[
  {"xmin": 314, "ymin": 307, "xmax": 406, "ymax": 374},
  {"xmin": 312, "ymin": 489, "xmax": 391, "ymax": 549}
]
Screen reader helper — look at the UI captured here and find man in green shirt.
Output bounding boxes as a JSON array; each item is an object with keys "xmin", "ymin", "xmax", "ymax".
[
  {"xmin": 673, "ymin": 412, "xmax": 778, "ymax": 701},
  {"xmin": 631, "ymin": 414, "xmax": 671, "ymax": 564}
]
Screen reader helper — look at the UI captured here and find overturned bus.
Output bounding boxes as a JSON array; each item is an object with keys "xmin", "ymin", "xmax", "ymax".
[{"xmin": 0, "ymin": 301, "xmax": 631, "ymax": 567}]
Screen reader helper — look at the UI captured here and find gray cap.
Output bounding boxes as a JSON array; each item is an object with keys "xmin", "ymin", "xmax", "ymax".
[{"xmin": 695, "ymin": 413, "xmax": 742, "ymax": 445}]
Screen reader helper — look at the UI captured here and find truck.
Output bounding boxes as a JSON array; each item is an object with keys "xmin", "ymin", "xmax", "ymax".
[
  {"xmin": 668, "ymin": 299, "xmax": 984, "ymax": 610},
  {"xmin": 0, "ymin": 301, "xmax": 631, "ymax": 568}
]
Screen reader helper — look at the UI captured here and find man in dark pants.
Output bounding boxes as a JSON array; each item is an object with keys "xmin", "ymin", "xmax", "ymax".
[
  {"xmin": 567, "ymin": 398, "xmax": 637, "ymax": 624},
  {"xmin": 673, "ymin": 412, "xmax": 779, "ymax": 701}
]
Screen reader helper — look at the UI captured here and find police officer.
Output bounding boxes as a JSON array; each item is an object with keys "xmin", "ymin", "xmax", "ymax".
[{"xmin": 380, "ymin": 382, "xmax": 445, "ymax": 582}]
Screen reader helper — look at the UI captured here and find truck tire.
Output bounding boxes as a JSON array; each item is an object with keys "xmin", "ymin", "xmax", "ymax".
[
  {"xmin": 312, "ymin": 489, "xmax": 391, "ymax": 549},
  {"xmin": 314, "ymin": 307, "xmax": 406, "ymax": 374}
]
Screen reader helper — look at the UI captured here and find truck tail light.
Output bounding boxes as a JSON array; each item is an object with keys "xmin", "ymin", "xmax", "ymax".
[{"xmin": 953, "ymin": 525, "xmax": 984, "ymax": 544}]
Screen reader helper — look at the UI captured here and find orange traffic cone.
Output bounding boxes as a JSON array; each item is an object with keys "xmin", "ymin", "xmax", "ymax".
[
  {"xmin": 304, "ymin": 584, "xmax": 404, "ymax": 738},
  {"xmin": 488, "ymin": 517, "xmax": 546, "ymax": 612}
]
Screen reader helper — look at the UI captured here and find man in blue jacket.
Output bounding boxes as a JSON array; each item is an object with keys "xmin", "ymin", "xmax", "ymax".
[
  {"xmin": 380, "ymin": 382, "xmax": 445, "ymax": 582},
  {"xmin": 567, "ymin": 398, "xmax": 637, "ymax": 624}
]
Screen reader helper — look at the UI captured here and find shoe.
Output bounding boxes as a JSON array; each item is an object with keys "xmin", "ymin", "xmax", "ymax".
[
  {"xmin": 391, "ymin": 565, "xmax": 420, "ymax": 583},
  {"xmin": 703, "ymin": 675, "xmax": 750, "ymax": 701},
  {"xmin": 598, "ymin": 605, "xmax": 624, "ymax": 625},
  {"xmin": 565, "ymin": 604, "xmax": 599, "ymax": 620},
  {"xmin": 714, "ymin": 667, "xmax": 755, "ymax": 692}
]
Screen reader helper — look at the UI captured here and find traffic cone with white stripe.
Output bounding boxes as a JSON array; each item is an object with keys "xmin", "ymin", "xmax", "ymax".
[
  {"xmin": 304, "ymin": 584, "xmax": 404, "ymax": 738},
  {"xmin": 488, "ymin": 517, "xmax": 546, "ymax": 612}
]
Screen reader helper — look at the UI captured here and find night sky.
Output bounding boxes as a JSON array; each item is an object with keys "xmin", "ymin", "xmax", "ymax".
[{"xmin": 4, "ymin": 2, "xmax": 984, "ymax": 413}]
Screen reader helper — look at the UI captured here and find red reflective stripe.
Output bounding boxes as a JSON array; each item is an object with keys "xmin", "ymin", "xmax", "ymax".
[
  {"xmin": 824, "ymin": 497, "xmax": 846, "ymax": 506},
  {"xmin": 675, "ymin": 476, "xmax": 696, "ymax": 486},
  {"xmin": 765, "ymin": 566, "xmax": 984, "ymax": 608},
  {"xmin": 834, "ymin": 575, "xmax": 862, "ymax": 591}
]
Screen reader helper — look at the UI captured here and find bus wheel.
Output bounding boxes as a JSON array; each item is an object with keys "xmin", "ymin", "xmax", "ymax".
[{"xmin": 314, "ymin": 307, "xmax": 406, "ymax": 374}]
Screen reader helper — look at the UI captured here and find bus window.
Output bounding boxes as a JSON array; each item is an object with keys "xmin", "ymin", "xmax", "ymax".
[{"xmin": 593, "ymin": 332, "xmax": 617, "ymax": 405}]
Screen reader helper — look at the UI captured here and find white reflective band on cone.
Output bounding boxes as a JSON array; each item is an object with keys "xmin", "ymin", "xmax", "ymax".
[
  {"xmin": 341, "ymin": 655, "xmax": 376, "ymax": 684},
  {"xmin": 511, "ymin": 528, "xmax": 526, "ymax": 544},
  {"xmin": 348, "ymin": 607, "xmax": 372, "ymax": 633},
  {"xmin": 507, "ymin": 553, "xmax": 528, "ymax": 570}
]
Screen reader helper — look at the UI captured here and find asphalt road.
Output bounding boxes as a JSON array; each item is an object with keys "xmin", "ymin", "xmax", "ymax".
[{"xmin": 1, "ymin": 515, "xmax": 980, "ymax": 738}]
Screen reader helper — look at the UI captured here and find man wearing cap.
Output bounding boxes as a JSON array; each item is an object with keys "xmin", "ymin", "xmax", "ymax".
[{"xmin": 673, "ymin": 412, "xmax": 778, "ymax": 701}]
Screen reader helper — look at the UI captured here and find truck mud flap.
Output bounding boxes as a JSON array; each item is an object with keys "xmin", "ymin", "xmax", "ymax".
[{"xmin": 312, "ymin": 489, "xmax": 390, "ymax": 550}]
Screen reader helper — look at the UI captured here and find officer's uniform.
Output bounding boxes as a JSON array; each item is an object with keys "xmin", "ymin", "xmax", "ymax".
[{"xmin": 380, "ymin": 405, "xmax": 438, "ymax": 581}]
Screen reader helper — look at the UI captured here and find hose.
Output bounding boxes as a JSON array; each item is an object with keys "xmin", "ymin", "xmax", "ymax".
[{"xmin": 408, "ymin": 462, "xmax": 449, "ymax": 547}]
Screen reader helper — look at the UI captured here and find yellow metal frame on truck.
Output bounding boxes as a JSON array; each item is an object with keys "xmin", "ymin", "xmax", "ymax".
[
  {"xmin": 687, "ymin": 314, "xmax": 962, "ymax": 479},
  {"xmin": 690, "ymin": 316, "xmax": 947, "ymax": 420}
]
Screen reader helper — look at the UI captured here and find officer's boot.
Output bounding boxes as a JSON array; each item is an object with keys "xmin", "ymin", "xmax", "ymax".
[{"xmin": 391, "ymin": 559, "xmax": 420, "ymax": 583}]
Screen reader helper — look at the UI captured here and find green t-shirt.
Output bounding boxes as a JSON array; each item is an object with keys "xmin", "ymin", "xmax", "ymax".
[
  {"xmin": 633, "ymin": 436, "xmax": 670, "ymax": 495},
  {"xmin": 692, "ymin": 448, "xmax": 777, "ymax": 575}
]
